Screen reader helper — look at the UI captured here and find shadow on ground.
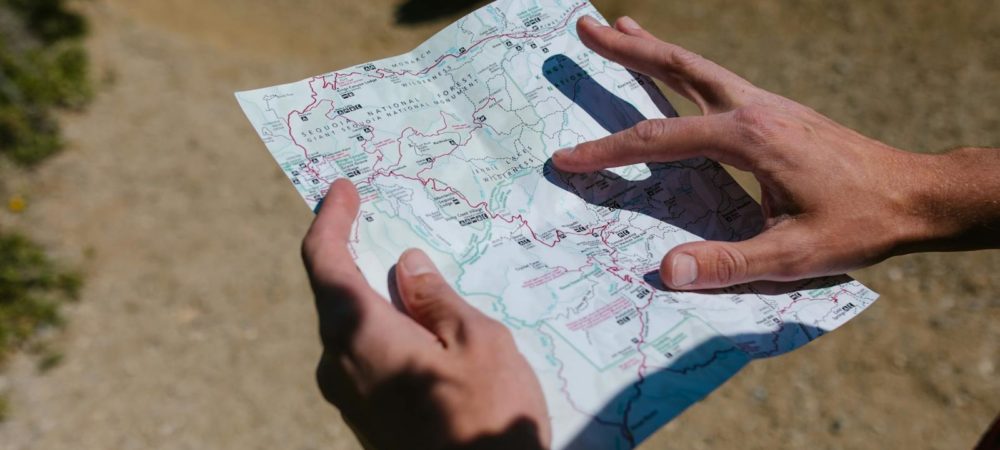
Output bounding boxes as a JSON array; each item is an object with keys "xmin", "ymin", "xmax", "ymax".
[
  {"xmin": 537, "ymin": 53, "xmax": 856, "ymax": 448},
  {"xmin": 565, "ymin": 323, "xmax": 825, "ymax": 448},
  {"xmin": 395, "ymin": 0, "xmax": 486, "ymax": 24}
]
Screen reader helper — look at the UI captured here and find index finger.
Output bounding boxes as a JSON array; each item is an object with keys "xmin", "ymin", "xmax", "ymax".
[{"xmin": 552, "ymin": 114, "xmax": 754, "ymax": 173}]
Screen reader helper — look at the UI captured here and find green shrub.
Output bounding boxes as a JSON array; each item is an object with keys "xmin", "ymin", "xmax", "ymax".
[
  {"xmin": 0, "ymin": 106, "xmax": 62, "ymax": 166},
  {"xmin": 0, "ymin": 233, "xmax": 81, "ymax": 364},
  {"xmin": 5, "ymin": 0, "xmax": 87, "ymax": 43},
  {"xmin": 0, "ymin": 0, "xmax": 91, "ymax": 166},
  {"xmin": 0, "ymin": 1, "xmax": 88, "ymax": 419}
]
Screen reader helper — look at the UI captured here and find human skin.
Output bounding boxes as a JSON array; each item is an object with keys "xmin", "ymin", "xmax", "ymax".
[
  {"xmin": 302, "ymin": 178, "xmax": 550, "ymax": 450},
  {"xmin": 302, "ymin": 15, "xmax": 1000, "ymax": 450},
  {"xmin": 551, "ymin": 15, "xmax": 1000, "ymax": 291}
]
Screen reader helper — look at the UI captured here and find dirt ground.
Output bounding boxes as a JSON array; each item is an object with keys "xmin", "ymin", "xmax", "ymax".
[{"xmin": 0, "ymin": 0, "xmax": 997, "ymax": 449}]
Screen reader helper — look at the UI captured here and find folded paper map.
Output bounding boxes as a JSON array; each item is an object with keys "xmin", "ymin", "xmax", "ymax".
[{"xmin": 236, "ymin": 1, "xmax": 878, "ymax": 448}]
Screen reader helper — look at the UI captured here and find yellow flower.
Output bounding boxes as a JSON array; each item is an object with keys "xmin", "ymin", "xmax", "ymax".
[{"xmin": 7, "ymin": 195, "xmax": 27, "ymax": 213}]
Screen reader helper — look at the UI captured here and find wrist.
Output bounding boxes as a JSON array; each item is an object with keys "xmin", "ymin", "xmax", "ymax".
[{"xmin": 894, "ymin": 147, "xmax": 1000, "ymax": 254}]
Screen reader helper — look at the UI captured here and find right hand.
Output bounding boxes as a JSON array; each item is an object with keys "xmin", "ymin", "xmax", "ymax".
[{"xmin": 554, "ymin": 15, "xmax": 957, "ymax": 290}]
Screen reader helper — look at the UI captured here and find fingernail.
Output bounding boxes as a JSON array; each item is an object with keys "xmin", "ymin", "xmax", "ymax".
[
  {"xmin": 619, "ymin": 16, "xmax": 642, "ymax": 31},
  {"xmin": 671, "ymin": 253, "xmax": 698, "ymax": 287},
  {"xmin": 579, "ymin": 15, "xmax": 601, "ymax": 27},
  {"xmin": 401, "ymin": 249, "xmax": 435, "ymax": 276},
  {"xmin": 553, "ymin": 147, "xmax": 575, "ymax": 158}
]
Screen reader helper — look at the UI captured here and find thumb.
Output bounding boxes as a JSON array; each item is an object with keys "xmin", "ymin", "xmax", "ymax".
[
  {"xmin": 661, "ymin": 229, "xmax": 806, "ymax": 290},
  {"xmin": 395, "ymin": 248, "xmax": 481, "ymax": 348}
]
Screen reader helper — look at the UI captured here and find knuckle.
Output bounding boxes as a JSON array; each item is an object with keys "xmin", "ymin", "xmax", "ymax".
[
  {"xmin": 733, "ymin": 105, "xmax": 772, "ymax": 129},
  {"xmin": 316, "ymin": 298, "xmax": 365, "ymax": 346},
  {"xmin": 608, "ymin": 29, "xmax": 633, "ymax": 52},
  {"xmin": 301, "ymin": 233, "xmax": 320, "ymax": 265},
  {"xmin": 711, "ymin": 247, "xmax": 748, "ymax": 285},
  {"xmin": 315, "ymin": 365, "xmax": 338, "ymax": 404},
  {"xmin": 481, "ymin": 318, "xmax": 512, "ymax": 341},
  {"xmin": 773, "ymin": 258, "xmax": 801, "ymax": 280},
  {"xmin": 315, "ymin": 354, "xmax": 347, "ymax": 406},
  {"xmin": 764, "ymin": 255, "xmax": 797, "ymax": 281},
  {"xmin": 732, "ymin": 105, "xmax": 776, "ymax": 146},
  {"xmin": 632, "ymin": 119, "xmax": 665, "ymax": 144},
  {"xmin": 466, "ymin": 317, "xmax": 515, "ymax": 353},
  {"xmin": 301, "ymin": 232, "xmax": 343, "ymax": 278},
  {"xmin": 572, "ymin": 141, "xmax": 597, "ymax": 161},
  {"xmin": 768, "ymin": 231, "xmax": 821, "ymax": 280},
  {"xmin": 664, "ymin": 47, "xmax": 706, "ymax": 73},
  {"xmin": 405, "ymin": 274, "xmax": 462, "ymax": 324},
  {"xmin": 408, "ymin": 273, "xmax": 449, "ymax": 304},
  {"xmin": 318, "ymin": 324, "xmax": 341, "ymax": 349},
  {"xmin": 309, "ymin": 258, "xmax": 351, "ymax": 290},
  {"xmin": 769, "ymin": 240, "xmax": 804, "ymax": 279}
]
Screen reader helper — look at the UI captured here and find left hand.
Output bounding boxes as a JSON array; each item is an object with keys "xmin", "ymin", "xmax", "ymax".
[{"xmin": 301, "ymin": 179, "xmax": 551, "ymax": 450}]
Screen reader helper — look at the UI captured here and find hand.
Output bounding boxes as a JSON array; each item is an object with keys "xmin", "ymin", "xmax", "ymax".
[
  {"xmin": 302, "ymin": 180, "xmax": 550, "ymax": 450},
  {"xmin": 554, "ymin": 15, "xmax": 999, "ymax": 290}
]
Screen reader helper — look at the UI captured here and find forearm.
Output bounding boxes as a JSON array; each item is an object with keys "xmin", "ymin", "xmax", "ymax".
[{"xmin": 903, "ymin": 147, "xmax": 1000, "ymax": 254}]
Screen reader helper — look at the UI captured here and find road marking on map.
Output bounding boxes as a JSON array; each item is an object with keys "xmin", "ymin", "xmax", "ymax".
[{"xmin": 236, "ymin": 1, "xmax": 878, "ymax": 448}]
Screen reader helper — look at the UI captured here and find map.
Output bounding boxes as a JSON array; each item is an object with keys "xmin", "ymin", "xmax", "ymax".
[{"xmin": 235, "ymin": 1, "xmax": 878, "ymax": 448}]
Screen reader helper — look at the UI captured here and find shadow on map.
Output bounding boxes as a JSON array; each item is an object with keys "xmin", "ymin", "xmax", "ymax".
[
  {"xmin": 539, "ymin": 55, "xmax": 848, "ymax": 447},
  {"xmin": 542, "ymin": 54, "xmax": 754, "ymax": 289},
  {"xmin": 540, "ymin": 54, "xmax": 841, "ymax": 297},
  {"xmin": 540, "ymin": 53, "xmax": 742, "ymax": 246},
  {"xmin": 563, "ymin": 322, "xmax": 828, "ymax": 449}
]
